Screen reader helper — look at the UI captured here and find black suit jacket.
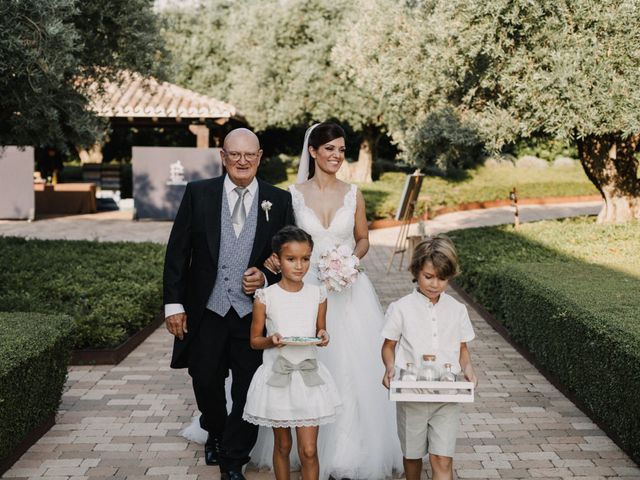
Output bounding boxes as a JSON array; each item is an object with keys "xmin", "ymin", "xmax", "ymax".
[{"xmin": 163, "ymin": 175, "xmax": 295, "ymax": 368}]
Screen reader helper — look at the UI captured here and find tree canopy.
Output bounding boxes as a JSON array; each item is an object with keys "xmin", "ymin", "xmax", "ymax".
[
  {"xmin": 161, "ymin": 0, "xmax": 385, "ymax": 181},
  {"xmin": 340, "ymin": 0, "xmax": 640, "ymax": 221},
  {"xmin": 0, "ymin": 0, "xmax": 165, "ymax": 148},
  {"xmin": 160, "ymin": 0, "xmax": 231, "ymax": 101}
]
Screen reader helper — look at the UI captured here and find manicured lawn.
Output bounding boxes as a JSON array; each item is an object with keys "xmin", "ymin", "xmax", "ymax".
[
  {"xmin": 275, "ymin": 163, "xmax": 598, "ymax": 220},
  {"xmin": 0, "ymin": 237, "xmax": 165, "ymax": 350},
  {"xmin": 359, "ymin": 164, "xmax": 598, "ymax": 219},
  {"xmin": 452, "ymin": 216, "xmax": 639, "ymax": 273},
  {"xmin": 449, "ymin": 217, "xmax": 640, "ymax": 462}
]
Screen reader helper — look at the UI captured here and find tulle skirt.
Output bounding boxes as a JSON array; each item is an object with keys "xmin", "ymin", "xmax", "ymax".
[{"xmin": 243, "ymin": 354, "xmax": 342, "ymax": 428}]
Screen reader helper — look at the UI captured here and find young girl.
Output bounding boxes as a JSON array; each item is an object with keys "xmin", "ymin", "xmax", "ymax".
[
  {"xmin": 381, "ymin": 235, "xmax": 478, "ymax": 480},
  {"xmin": 243, "ymin": 226, "xmax": 342, "ymax": 480}
]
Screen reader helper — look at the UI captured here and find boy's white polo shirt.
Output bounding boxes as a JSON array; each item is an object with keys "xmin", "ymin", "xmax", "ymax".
[{"xmin": 382, "ymin": 290, "xmax": 475, "ymax": 374}]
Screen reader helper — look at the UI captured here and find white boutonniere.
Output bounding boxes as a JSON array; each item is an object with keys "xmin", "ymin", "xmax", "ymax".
[{"xmin": 261, "ymin": 200, "xmax": 273, "ymax": 221}]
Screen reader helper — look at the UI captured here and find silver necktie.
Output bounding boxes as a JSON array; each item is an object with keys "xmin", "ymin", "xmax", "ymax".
[{"xmin": 231, "ymin": 186, "xmax": 248, "ymax": 229}]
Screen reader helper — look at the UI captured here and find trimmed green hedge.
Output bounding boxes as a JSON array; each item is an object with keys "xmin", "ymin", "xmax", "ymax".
[
  {"xmin": 450, "ymin": 219, "xmax": 640, "ymax": 463},
  {"xmin": 0, "ymin": 312, "xmax": 74, "ymax": 463},
  {"xmin": 0, "ymin": 237, "xmax": 164, "ymax": 349}
]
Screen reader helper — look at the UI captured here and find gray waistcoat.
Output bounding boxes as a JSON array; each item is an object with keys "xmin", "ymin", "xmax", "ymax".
[{"xmin": 206, "ymin": 189, "xmax": 259, "ymax": 318}]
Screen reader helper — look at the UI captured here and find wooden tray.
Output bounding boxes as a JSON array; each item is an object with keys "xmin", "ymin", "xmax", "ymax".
[{"xmin": 389, "ymin": 380, "xmax": 475, "ymax": 403}]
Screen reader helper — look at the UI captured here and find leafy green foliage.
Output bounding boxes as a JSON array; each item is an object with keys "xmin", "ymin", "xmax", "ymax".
[
  {"xmin": 161, "ymin": 0, "xmax": 382, "ymax": 132},
  {"xmin": 159, "ymin": 1, "xmax": 231, "ymax": 100},
  {"xmin": 450, "ymin": 218, "xmax": 640, "ymax": 462},
  {"xmin": 257, "ymin": 155, "xmax": 290, "ymax": 185},
  {"xmin": 0, "ymin": 238, "xmax": 164, "ymax": 349},
  {"xmin": 0, "ymin": 0, "xmax": 165, "ymax": 148},
  {"xmin": 0, "ymin": 313, "xmax": 74, "ymax": 462},
  {"xmin": 340, "ymin": 0, "xmax": 640, "ymax": 210},
  {"xmin": 510, "ymin": 137, "xmax": 577, "ymax": 162},
  {"xmin": 407, "ymin": 107, "xmax": 485, "ymax": 175}
]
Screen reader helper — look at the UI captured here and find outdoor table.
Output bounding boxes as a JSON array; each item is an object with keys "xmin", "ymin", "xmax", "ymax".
[{"xmin": 34, "ymin": 183, "xmax": 97, "ymax": 215}]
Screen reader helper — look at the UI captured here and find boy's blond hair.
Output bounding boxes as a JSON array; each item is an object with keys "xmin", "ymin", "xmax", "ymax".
[{"xmin": 409, "ymin": 234, "xmax": 460, "ymax": 280}]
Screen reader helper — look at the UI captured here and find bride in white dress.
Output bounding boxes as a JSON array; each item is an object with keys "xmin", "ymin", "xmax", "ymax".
[{"xmin": 252, "ymin": 122, "xmax": 402, "ymax": 479}]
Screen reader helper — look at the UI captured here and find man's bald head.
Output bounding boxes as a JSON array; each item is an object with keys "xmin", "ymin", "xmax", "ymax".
[
  {"xmin": 223, "ymin": 128, "xmax": 260, "ymax": 150},
  {"xmin": 221, "ymin": 128, "xmax": 262, "ymax": 187}
]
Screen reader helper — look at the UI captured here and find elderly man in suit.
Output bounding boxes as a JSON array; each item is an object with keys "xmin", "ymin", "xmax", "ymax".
[{"xmin": 163, "ymin": 128, "xmax": 294, "ymax": 480}]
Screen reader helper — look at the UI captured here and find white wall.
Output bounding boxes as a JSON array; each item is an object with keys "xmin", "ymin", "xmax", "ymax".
[{"xmin": 0, "ymin": 147, "xmax": 34, "ymax": 220}]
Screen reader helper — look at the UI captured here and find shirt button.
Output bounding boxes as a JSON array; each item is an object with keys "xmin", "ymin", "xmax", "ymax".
[
  {"xmin": 227, "ymin": 288, "xmax": 231, "ymax": 293},
  {"xmin": 224, "ymin": 277, "xmax": 229, "ymax": 281},
  {"xmin": 222, "ymin": 265, "xmax": 227, "ymax": 269}
]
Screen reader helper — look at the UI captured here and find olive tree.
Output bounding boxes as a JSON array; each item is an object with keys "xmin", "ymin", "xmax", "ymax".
[
  {"xmin": 342, "ymin": 0, "xmax": 640, "ymax": 221},
  {"xmin": 0, "ymin": 0, "xmax": 165, "ymax": 148}
]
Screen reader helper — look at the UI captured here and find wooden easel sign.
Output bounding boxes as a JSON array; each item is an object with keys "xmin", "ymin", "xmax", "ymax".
[{"xmin": 387, "ymin": 170, "xmax": 425, "ymax": 272}]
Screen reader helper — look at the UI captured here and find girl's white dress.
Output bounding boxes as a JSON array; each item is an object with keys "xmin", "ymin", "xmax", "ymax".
[
  {"xmin": 243, "ymin": 283, "xmax": 342, "ymax": 428},
  {"xmin": 250, "ymin": 184, "xmax": 403, "ymax": 479}
]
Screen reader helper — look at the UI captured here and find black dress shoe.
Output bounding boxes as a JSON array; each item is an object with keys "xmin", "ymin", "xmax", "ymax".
[
  {"xmin": 204, "ymin": 435, "xmax": 221, "ymax": 466},
  {"xmin": 220, "ymin": 471, "xmax": 246, "ymax": 480}
]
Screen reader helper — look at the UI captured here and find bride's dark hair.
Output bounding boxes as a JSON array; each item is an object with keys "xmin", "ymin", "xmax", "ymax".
[{"xmin": 307, "ymin": 122, "xmax": 345, "ymax": 179}]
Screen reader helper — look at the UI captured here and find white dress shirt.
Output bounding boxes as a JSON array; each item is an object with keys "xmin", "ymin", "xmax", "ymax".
[
  {"xmin": 382, "ymin": 290, "xmax": 475, "ymax": 374},
  {"xmin": 164, "ymin": 176, "xmax": 261, "ymax": 319},
  {"xmin": 224, "ymin": 176, "xmax": 259, "ymax": 237}
]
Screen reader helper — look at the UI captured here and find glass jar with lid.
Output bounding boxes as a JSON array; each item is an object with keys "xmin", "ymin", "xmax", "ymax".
[
  {"xmin": 400, "ymin": 362, "xmax": 417, "ymax": 393},
  {"xmin": 439, "ymin": 362, "xmax": 457, "ymax": 395},
  {"xmin": 418, "ymin": 354, "xmax": 438, "ymax": 393}
]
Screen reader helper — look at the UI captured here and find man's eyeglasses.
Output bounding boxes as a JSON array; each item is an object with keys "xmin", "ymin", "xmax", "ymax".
[{"xmin": 223, "ymin": 150, "xmax": 260, "ymax": 162}]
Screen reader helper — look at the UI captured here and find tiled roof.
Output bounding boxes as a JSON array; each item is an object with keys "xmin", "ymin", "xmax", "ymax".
[{"xmin": 87, "ymin": 71, "xmax": 239, "ymax": 120}]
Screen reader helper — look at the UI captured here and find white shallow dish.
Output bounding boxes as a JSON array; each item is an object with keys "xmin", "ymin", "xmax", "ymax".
[{"xmin": 281, "ymin": 336, "xmax": 322, "ymax": 346}]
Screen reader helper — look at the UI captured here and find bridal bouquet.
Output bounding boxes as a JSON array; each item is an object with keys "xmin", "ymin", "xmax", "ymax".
[{"xmin": 317, "ymin": 244, "xmax": 361, "ymax": 292}]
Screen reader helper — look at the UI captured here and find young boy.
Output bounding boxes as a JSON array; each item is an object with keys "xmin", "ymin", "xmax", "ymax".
[{"xmin": 381, "ymin": 235, "xmax": 477, "ymax": 480}]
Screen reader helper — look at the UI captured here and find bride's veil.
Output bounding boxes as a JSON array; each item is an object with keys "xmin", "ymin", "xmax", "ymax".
[{"xmin": 295, "ymin": 123, "xmax": 320, "ymax": 184}]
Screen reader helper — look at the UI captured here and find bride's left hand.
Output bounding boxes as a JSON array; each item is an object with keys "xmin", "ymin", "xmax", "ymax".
[
  {"xmin": 317, "ymin": 329, "xmax": 330, "ymax": 347},
  {"xmin": 264, "ymin": 253, "xmax": 280, "ymax": 274}
]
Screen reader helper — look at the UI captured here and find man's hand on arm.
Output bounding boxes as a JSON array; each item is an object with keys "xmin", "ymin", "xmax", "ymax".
[{"xmin": 242, "ymin": 266, "xmax": 266, "ymax": 295}]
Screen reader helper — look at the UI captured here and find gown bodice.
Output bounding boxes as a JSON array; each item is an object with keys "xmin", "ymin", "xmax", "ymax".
[{"xmin": 289, "ymin": 184, "xmax": 357, "ymax": 266}]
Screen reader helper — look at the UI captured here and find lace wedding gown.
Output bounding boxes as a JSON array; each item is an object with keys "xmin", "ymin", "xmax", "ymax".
[{"xmin": 250, "ymin": 184, "xmax": 402, "ymax": 479}]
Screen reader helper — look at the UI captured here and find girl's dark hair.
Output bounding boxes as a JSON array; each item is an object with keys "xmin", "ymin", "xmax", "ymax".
[
  {"xmin": 306, "ymin": 122, "xmax": 346, "ymax": 179},
  {"xmin": 272, "ymin": 225, "xmax": 314, "ymax": 255}
]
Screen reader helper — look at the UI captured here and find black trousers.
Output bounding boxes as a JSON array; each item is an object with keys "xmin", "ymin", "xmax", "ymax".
[{"xmin": 188, "ymin": 307, "xmax": 262, "ymax": 472}]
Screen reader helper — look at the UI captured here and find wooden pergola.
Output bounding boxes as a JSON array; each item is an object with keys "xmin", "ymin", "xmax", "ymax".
[{"xmin": 81, "ymin": 71, "xmax": 244, "ymax": 162}]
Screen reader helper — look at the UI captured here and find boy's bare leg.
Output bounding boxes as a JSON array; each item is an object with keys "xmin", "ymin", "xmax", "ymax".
[
  {"xmin": 272, "ymin": 427, "xmax": 292, "ymax": 480},
  {"xmin": 429, "ymin": 454, "xmax": 453, "ymax": 480},
  {"xmin": 403, "ymin": 457, "xmax": 423, "ymax": 480},
  {"xmin": 296, "ymin": 426, "xmax": 319, "ymax": 480}
]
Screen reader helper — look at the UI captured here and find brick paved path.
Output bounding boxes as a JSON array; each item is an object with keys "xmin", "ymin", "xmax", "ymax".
[{"xmin": 3, "ymin": 202, "xmax": 639, "ymax": 479}]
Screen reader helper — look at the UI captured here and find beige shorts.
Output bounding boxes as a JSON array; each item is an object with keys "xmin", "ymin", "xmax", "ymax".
[{"xmin": 396, "ymin": 401, "xmax": 460, "ymax": 459}]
